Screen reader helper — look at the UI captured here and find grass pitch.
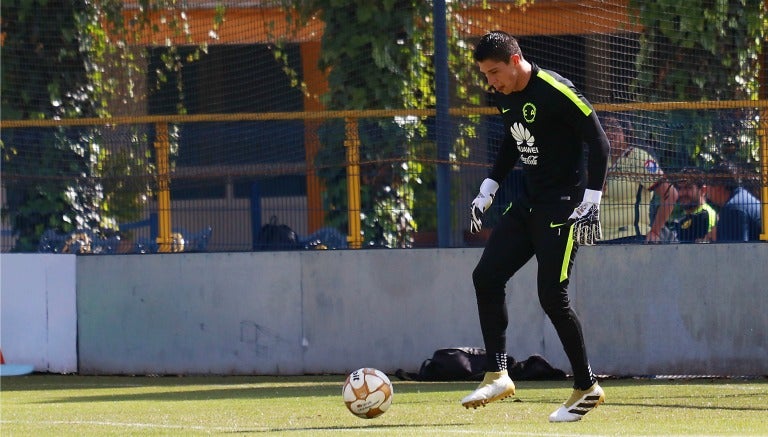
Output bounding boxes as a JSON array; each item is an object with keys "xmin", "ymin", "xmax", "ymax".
[{"xmin": 1, "ymin": 374, "xmax": 766, "ymax": 436}]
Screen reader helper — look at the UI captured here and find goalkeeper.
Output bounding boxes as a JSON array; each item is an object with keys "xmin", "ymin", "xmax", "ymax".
[{"xmin": 461, "ymin": 31, "xmax": 609, "ymax": 423}]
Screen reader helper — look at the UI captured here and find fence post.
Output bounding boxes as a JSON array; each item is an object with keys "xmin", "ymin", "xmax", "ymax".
[
  {"xmin": 759, "ymin": 110, "xmax": 768, "ymax": 241},
  {"xmin": 154, "ymin": 123, "xmax": 173, "ymax": 252},
  {"xmin": 250, "ymin": 182, "xmax": 263, "ymax": 250},
  {"xmin": 344, "ymin": 117, "xmax": 363, "ymax": 249},
  {"xmin": 301, "ymin": 41, "xmax": 327, "ymax": 234},
  {"xmin": 760, "ymin": 22, "xmax": 768, "ymax": 242},
  {"xmin": 434, "ymin": 0, "xmax": 452, "ymax": 247}
]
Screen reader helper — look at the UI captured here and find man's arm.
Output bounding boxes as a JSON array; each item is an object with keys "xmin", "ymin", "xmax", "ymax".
[
  {"xmin": 568, "ymin": 112, "xmax": 610, "ymax": 245},
  {"xmin": 647, "ymin": 181, "xmax": 678, "ymax": 242},
  {"xmin": 488, "ymin": 134, "xmax": 520, "ymax": 183},
  {"xmin": 470, "ymin": 132, "xmax": 520, "ymax": 234},
  {"xmin": 582, "ymin": 112, "xmax": 610, "ymax": 191}
]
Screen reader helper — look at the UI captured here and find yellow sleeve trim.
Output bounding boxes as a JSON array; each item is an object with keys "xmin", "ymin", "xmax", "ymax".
[{"xmin": 537, "ymin": 70, "xmax": 592, "ymax": 117}]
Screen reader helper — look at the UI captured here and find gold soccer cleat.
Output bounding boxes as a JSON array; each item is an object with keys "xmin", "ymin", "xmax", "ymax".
[{"xmin": 460, "ymin": 370, "xmax": 516, "ymax": 409}]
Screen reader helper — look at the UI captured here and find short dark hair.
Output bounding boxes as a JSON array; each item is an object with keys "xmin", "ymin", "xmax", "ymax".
[
  {"xmin": 600, "ymin": 112, "xmax": 630, "ymax": 134},
  {"xmin": 674, "ymin": 167, "xmax": 705, "ymax": 188},
  {"xmin": 473, "ymin": 30, "xmax": 522, "ymax": 63},
  {"xmin": 707, "ymin": 160, "xmax": 740, "ymax": 191}
]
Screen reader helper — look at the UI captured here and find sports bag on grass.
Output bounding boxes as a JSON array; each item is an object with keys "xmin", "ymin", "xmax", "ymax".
[{"xmin": 395, "ymin": 347, "xmax": 567, "ymax": 382}]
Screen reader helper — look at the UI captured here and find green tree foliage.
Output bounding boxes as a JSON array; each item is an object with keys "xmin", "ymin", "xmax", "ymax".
[
  {"xmin": 283, "ymin": 1, "xmax": 480, "ymax": 246},
  {"xmin": 628, "ymin": 0, "xmax": 765, "ymax": 172},
  {"xmin": 1, "ymin": 0, "xmax": 223, "ymax": 251},
  {"xmin": 631, "ymin": 0, "xmax": 763, "ymax": 101},
  {"xmin": 314, "ymin": 2, "xmax": 430, "ymax": 247},
  {"xmin": 1, "ymin": 0, "xmax": 98, "ymax": 251}
]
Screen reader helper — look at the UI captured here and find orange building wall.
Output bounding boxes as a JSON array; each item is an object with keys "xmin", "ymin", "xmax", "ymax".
[{"xmin": 126, "ymin": 1, "xmax": 636, "ymax": 45}]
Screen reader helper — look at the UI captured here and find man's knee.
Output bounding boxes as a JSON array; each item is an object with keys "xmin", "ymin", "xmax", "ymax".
[
  {"xmin": 472, "ymin": 261, "xmax": 496, "ymax": 292},
  {"xmin": 538, "ymin": 288, "xmax": 571, "ymax": 319}
]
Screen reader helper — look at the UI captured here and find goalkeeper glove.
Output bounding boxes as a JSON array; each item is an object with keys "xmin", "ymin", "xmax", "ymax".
[
  {"xmin": 470, "ymin": 178, "xmax": 500, "ymax": 234},
  {"xmin": 568, "ymin": 189, "xmax": 603, "ymax": 245}
]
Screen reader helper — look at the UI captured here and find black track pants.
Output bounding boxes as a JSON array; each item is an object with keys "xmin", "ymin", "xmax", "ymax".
[{"xmin": 472, "ymin": 199, "xmax": 596, "ymax": 390}]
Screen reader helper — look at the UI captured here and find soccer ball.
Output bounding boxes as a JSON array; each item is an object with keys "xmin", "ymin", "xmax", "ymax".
[{"xmin": 342, "ymin": 367, "xmax": 393, "ymax": 419}]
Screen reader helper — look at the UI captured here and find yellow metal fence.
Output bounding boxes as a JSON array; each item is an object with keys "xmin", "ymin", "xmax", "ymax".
[{"xmin": 2, "ymin": 100, "xmax": 767, "ymax": 252}]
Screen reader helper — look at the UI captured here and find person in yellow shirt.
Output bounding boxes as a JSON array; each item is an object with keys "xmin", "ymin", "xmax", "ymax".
[
  {"xmin": 671, "ymin": 167, "xmax": 717, "ymax": 243},
  {"xmin": 599, "ymin": 114, "xmax": 678, "ymax": 243}
]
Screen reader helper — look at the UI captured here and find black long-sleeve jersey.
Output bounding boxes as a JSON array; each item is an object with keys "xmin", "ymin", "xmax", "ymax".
[{"xmin": 489, "ymin": 63, "xmax": 609, "ymax": 203}]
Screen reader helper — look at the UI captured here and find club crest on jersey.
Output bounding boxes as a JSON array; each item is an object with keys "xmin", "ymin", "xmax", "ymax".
[
  {"xmin": 523, "ymin": 102, "xmax": 537, "ymax": 123},
  {"xmin": 644, "ymin": 159, "xmax": 659, "ymax": 173}
]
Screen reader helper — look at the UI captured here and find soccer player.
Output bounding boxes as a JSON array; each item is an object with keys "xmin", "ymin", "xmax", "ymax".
[
  {"xmin": 672, "ymin": 167, "xmax": 716, "ymax": 243},
  {"xmin": 462, "ymin": 31, "xmax": 609, "ymax": 422}
]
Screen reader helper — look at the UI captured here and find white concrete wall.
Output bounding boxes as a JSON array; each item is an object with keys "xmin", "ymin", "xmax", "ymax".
[
  {"xmin": 2, "ymin": 243, "xmax": 767, "ymax": 376},
  {"xmin": 572, "ymin": 243, "xmax": 768, "ymax": 376},
  {"xmin": 0, "ymin": 254, "xmax": 77, "ymax": 373},
  {"xmin": 76, "ymin": 252, "xmax": 305, "ymax": 375}
]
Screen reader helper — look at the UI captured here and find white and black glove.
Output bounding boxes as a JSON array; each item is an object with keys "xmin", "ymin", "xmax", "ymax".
[
  {"xmin": 568, "ymin": 189, "xmax": 603, "ymax": 245},
  {"xmin": 470, "ymin": 178, "xmax": 500, "ymax": 234}
]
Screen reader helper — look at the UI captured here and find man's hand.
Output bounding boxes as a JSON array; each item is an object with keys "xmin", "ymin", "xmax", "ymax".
[
  {"xmin": 469, "ymin": 178, "xmax": 499, "ymax": 234},
  {"xmin": 568, "ymin": 189, "xmax": 603, "ymax": 245},
  {"xmin": 470, "ymin": 196, "xmax": 491, "ymax": 234}
]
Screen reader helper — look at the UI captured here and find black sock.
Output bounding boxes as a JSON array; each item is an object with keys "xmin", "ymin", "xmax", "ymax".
[{"xmin": 573, "ymin": 365, "xmax": 597, "ymax": 390}]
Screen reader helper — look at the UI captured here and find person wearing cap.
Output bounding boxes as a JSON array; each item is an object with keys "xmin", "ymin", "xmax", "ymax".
[
  {"xmin": 705, "ymin": 161, "xmax": 762, "ymax": 242},
  {"xmin": 599, "ymin": 114, "xmax": 678, "ymax": 243},
  {"xmin": 673, "ymin": 167, "xmax": 717, "ymax": 242}
]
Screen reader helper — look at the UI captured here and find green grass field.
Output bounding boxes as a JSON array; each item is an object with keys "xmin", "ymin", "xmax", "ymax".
[{"xmin": 1, "ymin": 374, "xmax": 767, "ymax": 436}]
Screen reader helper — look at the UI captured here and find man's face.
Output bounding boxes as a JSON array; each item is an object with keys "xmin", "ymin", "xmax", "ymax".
[
  {"xmin": 676, "ymin": 182, "xmax": 705, "ymax": 210},
  {"xmin": 477, "ymin": 56, "xmax": 523, "ymax": 95}
]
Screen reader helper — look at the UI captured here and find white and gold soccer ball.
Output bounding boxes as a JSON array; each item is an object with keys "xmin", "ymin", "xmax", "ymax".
[{"xmin": 342, "ymin": 367, "xmax": 393, "ymax": 419}]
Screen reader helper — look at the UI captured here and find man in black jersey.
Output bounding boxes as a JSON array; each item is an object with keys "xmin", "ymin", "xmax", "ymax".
[{"xmin": 460, "ymin": 31, "xmax": 610, "ymax": 423}]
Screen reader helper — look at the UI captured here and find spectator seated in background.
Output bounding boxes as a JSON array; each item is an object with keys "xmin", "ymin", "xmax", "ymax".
[
  {"xmin": 598, "ymin": 114, "xmax": 678, "ymax": 243},
  {"xmin": 705, "ymin": 161, "xmax": 762, "ymax": 242},
  {"xmin": 671, "ymin": 167, "xmax": 717, "ymax": 243}
]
